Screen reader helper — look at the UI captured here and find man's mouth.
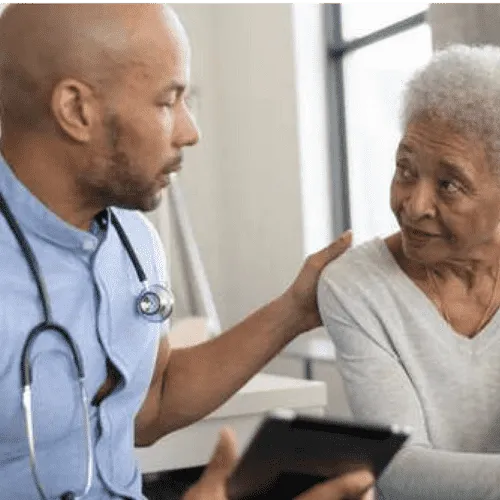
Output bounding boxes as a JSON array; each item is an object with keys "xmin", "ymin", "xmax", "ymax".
[{"xmin": 164, "ymin": 162, "xmax": 182, "ymax": 176}]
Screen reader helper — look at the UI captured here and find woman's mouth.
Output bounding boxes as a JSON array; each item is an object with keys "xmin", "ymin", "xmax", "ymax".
[
  {"xmin": 403, "ymin": 225, "xmax": 440, "ymax": 244},
  {"xmin": 407, "ymin": 226, "xmax": 438, "ymax": 236}
]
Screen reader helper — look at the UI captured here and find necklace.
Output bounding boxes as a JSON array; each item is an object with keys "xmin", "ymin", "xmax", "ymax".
[{"xmin": 426, "ymin": 262, "xmax": 500, "ymax": 334}]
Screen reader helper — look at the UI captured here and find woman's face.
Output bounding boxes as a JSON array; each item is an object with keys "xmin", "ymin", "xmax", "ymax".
[{"xmin": 390, "ymin": 117, "xmax": 500, "ymax": 265}]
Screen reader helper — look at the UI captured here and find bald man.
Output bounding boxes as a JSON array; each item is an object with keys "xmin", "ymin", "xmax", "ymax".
[{"xmin": 0, "ymin": 4, "xmax": 373, "ymax": 500}]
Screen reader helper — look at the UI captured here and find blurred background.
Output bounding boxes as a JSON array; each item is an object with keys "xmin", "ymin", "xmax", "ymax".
[{"xmin": 148, "ymin": 3, "xmax": 500, "ymax": 417}]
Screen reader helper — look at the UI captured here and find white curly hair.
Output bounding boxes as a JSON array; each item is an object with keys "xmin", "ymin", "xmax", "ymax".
[{"xmin": 401, "ymin": 44, "xmax": 500, "ymax": 174}]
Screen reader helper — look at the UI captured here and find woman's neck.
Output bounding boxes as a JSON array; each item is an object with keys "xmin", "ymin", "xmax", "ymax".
[
  {"xmin": 386, "ymin": 231, "xmax": 500, "ymax": 290},
  {"xmin": 426, "ymin": 243, "xmax": 500, "ymax": 291}
]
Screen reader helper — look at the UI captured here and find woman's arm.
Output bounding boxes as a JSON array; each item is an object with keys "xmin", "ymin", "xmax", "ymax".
[
  {"xmin": 318, "ymin": 277, "xmax": 500, "ymax": 500},
  {"xmin": 378, "ymin": 446, "xmax": 500, "ymax": 500}
]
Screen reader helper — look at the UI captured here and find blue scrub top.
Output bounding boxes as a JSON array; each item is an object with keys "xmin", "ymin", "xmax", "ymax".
[{"xmin": 0, "ymin": 156, "xmax": 169, "ymax": 499}]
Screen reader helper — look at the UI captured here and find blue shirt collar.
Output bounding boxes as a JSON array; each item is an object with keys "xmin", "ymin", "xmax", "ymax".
[{"xmin": 0, "ymin": 154, "xmax": 108, "ymax": 252}]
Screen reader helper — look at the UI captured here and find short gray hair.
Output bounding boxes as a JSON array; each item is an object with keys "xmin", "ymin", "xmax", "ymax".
[{"xmin": 401, "ymin": 44, "xmax": 500, "ymax": 174}]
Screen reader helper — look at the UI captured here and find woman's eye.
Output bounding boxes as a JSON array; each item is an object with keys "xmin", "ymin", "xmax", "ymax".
[
  {"xmin": 395, "ymin": 163, "xmax": 413, "ymax": 181},
  {"xmin": 440, "ymin": 179, "xmax": 461, "ymax": 194}
]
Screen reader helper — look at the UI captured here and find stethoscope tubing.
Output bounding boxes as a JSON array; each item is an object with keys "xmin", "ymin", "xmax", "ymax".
[{"xmin": 0, "ymin": 190, "xmax": 172, "ymax": 499}]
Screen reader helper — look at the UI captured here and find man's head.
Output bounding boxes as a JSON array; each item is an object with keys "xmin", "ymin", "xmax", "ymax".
[{"xmin": 0, "ymin": 4, "xmax": 199, "ymax": 213}]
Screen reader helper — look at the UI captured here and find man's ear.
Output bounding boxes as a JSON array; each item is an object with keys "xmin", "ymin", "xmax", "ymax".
[{"xmin": 51, "ymin": 78, "xmax": 97, "ymax": 142}]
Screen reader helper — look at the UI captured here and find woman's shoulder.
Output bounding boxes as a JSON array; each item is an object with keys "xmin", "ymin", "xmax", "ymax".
[
  {"xmin": 320, "ymin": 236, "xmax": 395, "ymax": 288},
  {"xmin": 318, "ymin": 234, "xmax": 406, "ymax": 346}
]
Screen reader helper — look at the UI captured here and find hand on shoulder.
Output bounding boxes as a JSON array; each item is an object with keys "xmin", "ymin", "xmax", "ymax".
[{"xmin": 279, "ymin": 231, "xmax": 353, "ymax": 335}]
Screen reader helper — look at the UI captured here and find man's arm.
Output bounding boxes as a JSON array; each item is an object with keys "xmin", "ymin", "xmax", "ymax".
[{"xmin": 135, "ymin": 232, "xmax": 352, "ymax": 445}]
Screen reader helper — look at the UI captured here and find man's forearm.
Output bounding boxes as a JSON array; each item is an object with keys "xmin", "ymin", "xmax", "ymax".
[
  {"xmin": 141, "ymin": 232, "xmax": 352, "ymax": 440},
  {"xmin": 156, "ymin": 292, "xmax": 304, "ymax": 435}
]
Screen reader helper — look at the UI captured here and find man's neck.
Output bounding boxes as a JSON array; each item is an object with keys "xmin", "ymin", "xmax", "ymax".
[{"xmin": 0, "ymin": 134, "xmax": 100, "ymax": 230}]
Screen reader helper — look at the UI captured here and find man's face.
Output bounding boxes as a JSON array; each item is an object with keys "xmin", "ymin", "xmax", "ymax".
[{"xmin": 82, "ymin": 8, "xmax": 199, "ymax": 212}]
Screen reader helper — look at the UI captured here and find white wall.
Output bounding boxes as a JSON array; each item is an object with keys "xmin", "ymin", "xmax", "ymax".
[
  {"xmin": 292, "ymin": 4, "xmax": 335, "ymax": 256},
  {"xmin": 429, "ymin": 3, "xmax": 500, "ymax": 48},
  {"xmin": 153, "ymin": 5, "xmax": 351, "ymax": 417},
  {"xmin": 165, "ymin": 4, "xmax": 307, "ymax": 329}
]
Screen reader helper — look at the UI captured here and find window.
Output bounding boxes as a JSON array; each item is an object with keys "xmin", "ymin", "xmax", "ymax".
[{"xmin": 325, "ymin": 4, "xmax": 432, "ymax": 244}]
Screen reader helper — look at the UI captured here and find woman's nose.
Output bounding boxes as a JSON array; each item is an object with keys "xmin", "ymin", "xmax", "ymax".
[{"xmin": 404, "ymin": 181, "xmax": 436, "ymax": 220}]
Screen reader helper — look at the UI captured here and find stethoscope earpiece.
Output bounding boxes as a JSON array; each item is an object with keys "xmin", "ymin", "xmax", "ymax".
[{"xmin": 137, "ymin": 283, "xmax": 174, "ymax": 322}]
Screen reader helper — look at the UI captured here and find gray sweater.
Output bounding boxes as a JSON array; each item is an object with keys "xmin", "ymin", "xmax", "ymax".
[{"xmin": 318, "ymin": 237, "xmax": 500, "ymax": 500}]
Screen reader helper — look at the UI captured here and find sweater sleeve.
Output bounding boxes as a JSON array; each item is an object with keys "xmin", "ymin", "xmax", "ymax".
[{"xmin": 317, "ymin": 272, "xmax": 500, "ymax": 500}]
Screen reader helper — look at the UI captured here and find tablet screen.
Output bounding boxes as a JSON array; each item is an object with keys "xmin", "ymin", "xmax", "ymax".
[{"xmin": 227, "ymin": 411, "xmax": 410, "ymax": 500}]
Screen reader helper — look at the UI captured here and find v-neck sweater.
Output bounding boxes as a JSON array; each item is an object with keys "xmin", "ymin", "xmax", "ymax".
[{"xmin": 318, "ymin": 237, "xmax": 500, "ymax": 500}]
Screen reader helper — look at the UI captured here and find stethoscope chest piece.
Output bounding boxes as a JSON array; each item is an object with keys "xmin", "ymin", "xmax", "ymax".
[{"xmin": 137, "ymin": 282, "xmax": 174, "ymax": 322}]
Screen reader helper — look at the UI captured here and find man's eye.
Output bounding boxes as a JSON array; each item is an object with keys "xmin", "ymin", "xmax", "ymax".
[{"xmin": 185, "ymin": 92, "xmax": 199, "ymax": 110}]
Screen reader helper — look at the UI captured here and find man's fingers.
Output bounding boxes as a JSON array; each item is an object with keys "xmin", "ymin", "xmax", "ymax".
[
  {"xmin": 295, "ymin": 470, "xmax": 375, "ymax": 500},
  {"xmin": 321, "ymin": 230, "xmax": 352, "ymax": 262},
  {"xmin": 308, "ymin": 230, "xmax": 352, "ymax": 273},
  {"xmin": 183, "ymin": 428, "xmax": 239, "ymax": 499},
  {"xmin": 361, "ymin": 487, "xmax": 376, "ymax": 500},
  {"xmin": 201, "ymin": 427, "xmax": 238, "ymax": 482}
]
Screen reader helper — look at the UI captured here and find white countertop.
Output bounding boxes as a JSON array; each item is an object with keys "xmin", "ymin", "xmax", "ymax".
[{"xmin": 283, "ymin": 330, "xmax": 336, "ymax": 362}]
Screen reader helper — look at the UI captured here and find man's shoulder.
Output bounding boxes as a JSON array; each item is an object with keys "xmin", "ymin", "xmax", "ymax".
[
  {"xmin": 111, "ymin": 208, "xmax": 165, "ymax": 259},
  {"xmin": 111, "ymin": 208, "xmax": 160, "ymax": 245},
  {"xmin": 111, "ymin": 208, "xmax": 167, "ymax": 280},
  {"xmin": 111, "ymin": 207, "xmax": 154, "ymax": 231}
]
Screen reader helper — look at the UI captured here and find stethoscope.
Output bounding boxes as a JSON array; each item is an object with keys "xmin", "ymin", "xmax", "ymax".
[{"xmin": 0, "ymin": 191, "xmax": 174, "ymax": 500}]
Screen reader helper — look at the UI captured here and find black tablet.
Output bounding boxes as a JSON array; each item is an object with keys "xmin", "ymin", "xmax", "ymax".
[{"xmin": 227, "ymin": 410, "xmax": 410, "ymax": 500}]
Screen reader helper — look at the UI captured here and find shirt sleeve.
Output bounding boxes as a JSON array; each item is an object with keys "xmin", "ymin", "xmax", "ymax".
[{"xmin": 317, "ymin": 273, "xmax": 500, "ymax": 500}]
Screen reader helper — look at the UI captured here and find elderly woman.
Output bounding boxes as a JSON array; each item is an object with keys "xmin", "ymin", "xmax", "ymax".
[{"xmin": 318, "ymin": 44, "xmax": 500, "ymax": 500}]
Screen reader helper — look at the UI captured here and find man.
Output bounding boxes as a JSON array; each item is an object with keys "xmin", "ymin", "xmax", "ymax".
[{"xmin": 0, "ymin": 4, "xmax": 373, "ymax": 499}]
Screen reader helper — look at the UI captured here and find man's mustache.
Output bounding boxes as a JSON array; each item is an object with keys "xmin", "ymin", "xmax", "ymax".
[{"xmin": 163, "ymin": 155, "xmax": 183, "ymax": 173}]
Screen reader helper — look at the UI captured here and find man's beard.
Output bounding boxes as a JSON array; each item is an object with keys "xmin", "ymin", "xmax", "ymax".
[{"xmin": 82, "ymin": 113, "xmax": 163, "ymax": 212}]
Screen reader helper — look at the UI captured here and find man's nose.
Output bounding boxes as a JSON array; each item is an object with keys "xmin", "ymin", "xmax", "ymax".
[{"xmin": 173, "ymin": 105, "xmax": 200, "ymax": 148}]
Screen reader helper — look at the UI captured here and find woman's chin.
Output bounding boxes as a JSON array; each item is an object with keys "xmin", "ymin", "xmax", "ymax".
[{"xmin": 401, "ymin": 235, "xmax": 441, "ymax": 264}]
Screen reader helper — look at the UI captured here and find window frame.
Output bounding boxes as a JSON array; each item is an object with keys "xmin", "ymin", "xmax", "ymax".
[{"xmin": 324, "ymin": 4, "xmax": 428, "ymax": 235}]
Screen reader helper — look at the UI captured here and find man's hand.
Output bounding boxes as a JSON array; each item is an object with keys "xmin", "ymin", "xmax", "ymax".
[
  {"xmin": 183, "ymin": 426, "xmax": 375, "ymax": 500},
  {"xmin": 295, "ymin": 470, "xmax": 375, "ymax": 500},
  {"xmin": 183, "ymin": 428, "xmax": 238, "ymax": 500},
  {"xmin": 280, "ymin": 230, "xmax": 352, "ymax": 335}
]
